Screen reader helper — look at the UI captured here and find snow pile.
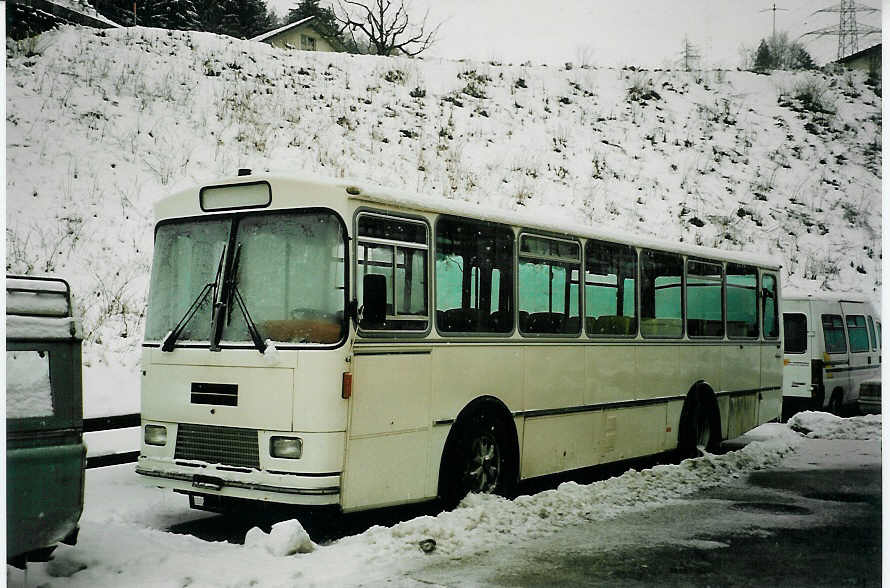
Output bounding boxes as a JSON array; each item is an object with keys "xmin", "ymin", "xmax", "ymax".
[
  {"xmin": 788, "ymin": 411, "xmax": 882, "ymax": 440},
  {"xmin": 245, "ymin": 519, "xmax": 316, "ymax": 556},
  {"xmin": 336, "ymin": 433, "xmax": 799, "ymax": 560}
]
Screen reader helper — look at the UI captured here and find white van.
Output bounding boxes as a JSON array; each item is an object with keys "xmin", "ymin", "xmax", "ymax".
[{"xmin": 782, "ymin": 294, "xmax": 880, "ymax": 419}]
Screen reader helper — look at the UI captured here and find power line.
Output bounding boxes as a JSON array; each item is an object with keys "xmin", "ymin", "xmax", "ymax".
[{"xmin": 803, "ymin": 0, "xmax": 880, "ymax": 60}]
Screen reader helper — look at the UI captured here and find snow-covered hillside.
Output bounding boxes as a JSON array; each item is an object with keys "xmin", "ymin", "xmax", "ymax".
[{"xmin": 6, "ymin": 26, "xmax": 881, "ymax": 369}]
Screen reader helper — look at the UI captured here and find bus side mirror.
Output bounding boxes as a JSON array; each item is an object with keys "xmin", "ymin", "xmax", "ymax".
[{"xmin": 362, "ymin": 274, "xmax": 387, "ymax": 325}]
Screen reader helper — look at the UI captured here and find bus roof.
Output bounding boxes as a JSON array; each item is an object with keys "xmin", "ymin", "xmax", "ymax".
[{"xmin": 157, "ymin": 172, "xmax": 782, "ymax": 270}]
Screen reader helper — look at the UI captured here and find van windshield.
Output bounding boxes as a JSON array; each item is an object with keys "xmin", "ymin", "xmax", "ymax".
[{"xmin": 145, "ymin": 210, "xmax": 346, "ymax": 346}]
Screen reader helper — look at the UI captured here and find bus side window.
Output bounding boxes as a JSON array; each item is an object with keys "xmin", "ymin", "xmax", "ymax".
[
  {"xmin": 518, "ymin": 235, "xmax": 581, "ymax": 335},
  {"xmin": 761, "ymin": 273, "xmax": 779, "ymax": 339},
  {"xmin": 356, "ymin": 213, "xmax": 429, "ymax": 332},
  {"xmin": 726, "ymin": 263, "xmax": 758, "ymax": 339},
  {"xmin": 821, "ymin": 314, "xmax": 847, "ymax": 354},
  {"xmin": 435, "ymin": 216, "xmax": 514, "ymax": 334},
  {"xmin": 585, "ymin": 240, "xmax": 637, "ymax": 336},
  {"xmin": 640, "ymin": 250, "xmax": 683, "ymax": 338},
  {"xmin": 867, "ymin": 316, "xmax": 877, "ymax": 351},
  {"xmin": 687, "ymin": 259, "xmax": 724, "ymax": 338}
]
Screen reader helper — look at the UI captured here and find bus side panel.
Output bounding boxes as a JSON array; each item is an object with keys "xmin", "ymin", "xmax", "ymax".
[
  {"xmin": 521, "ymin": 411, "xmax": 602, "ymax": 478},
  {"xmin": 431, "ymin": 346, "xmax": 523, "ymax": 417},
  {"xmin": 760, "ymin": 341, "xmax": 783, "ymax": 423},
  {"xmin": 523, "ymin": 345, "xmax": 585, "ymax": 410},
  {"xmin": 720, "ymin": 345, "xmax": 760, "ymax": 435},
  {"xmin": 342, "ymin": 353, "xmax": 432, "ymax": 510},
  {"xmin": 584, "ymin": 345, "xmax": 638, "ymax": 405},
  {"xmin": 635, "ymin": 345, "xmax": 683, "ymax": 401}
]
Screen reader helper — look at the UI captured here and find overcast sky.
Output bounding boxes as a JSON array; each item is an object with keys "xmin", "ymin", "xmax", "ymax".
[{"xmin": 267, "ymin": 0, "xmax": 882, "ymax": 68}]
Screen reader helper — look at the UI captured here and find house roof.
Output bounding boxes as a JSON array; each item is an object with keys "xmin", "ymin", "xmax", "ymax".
[
  {"xmin": 836, "ymin": 43, "xmax": 881, "ymax": 64},
  {"xmin": 250, "ymin": 15, "xmax": 315, "ymax": 42}
]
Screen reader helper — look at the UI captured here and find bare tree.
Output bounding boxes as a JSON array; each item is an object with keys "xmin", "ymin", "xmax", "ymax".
[
  {"xmin": 335, "ymin": 0, "xmax": 442, "ymax": 56},
  {"xmin": 680, "ymin": 36, "xmax": 701, "ymax": 71}
]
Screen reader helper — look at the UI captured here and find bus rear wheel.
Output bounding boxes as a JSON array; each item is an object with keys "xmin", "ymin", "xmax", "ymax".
[
  {"xmin": 440, "ymin": 410, "xmax": 516, "ymax": 509},
  {"xmin": 678, "ymin": 389, "xmax": 720, "ymax": 458}
]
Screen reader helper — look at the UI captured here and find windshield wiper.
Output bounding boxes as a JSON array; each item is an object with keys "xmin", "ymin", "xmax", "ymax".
[
  {"xmin": 161, "ymin": 245, "xmax": 226, "ymax": 352},
  {"xmin": 210, "ymin": 243, "xmax": 266, "ymax": 354}
]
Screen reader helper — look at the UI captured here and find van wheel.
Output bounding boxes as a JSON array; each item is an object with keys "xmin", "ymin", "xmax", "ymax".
[
  {"xmin": 440, "ymin": 410, "xmax": 516, "ymax": 509},
  {"xmin": 828, "ymin": 391, "xmax": 844, "ymax": 416}
]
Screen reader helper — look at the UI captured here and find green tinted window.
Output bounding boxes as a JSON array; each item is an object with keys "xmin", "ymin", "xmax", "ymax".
[
  {"xmin": 640, "ymin": 250, "xmax": 683, "ymax": 338},
  {"xmin": 822, "ymin": 314, "xmax": 847, "ymax": 353},
  {"xmin": 727, "ymin": 264, "xmax": 758, "ymax": 339},
  {"xmin": 687, "ymin": 260, "xmax": 723, "ymax": 338},
  {"xmin": 846, "ymin": 315, "xmax": 869, "ymax": 353},
  {"xmin": 585, "ymin": 240, "xmax": 637, "ymax": 336}
]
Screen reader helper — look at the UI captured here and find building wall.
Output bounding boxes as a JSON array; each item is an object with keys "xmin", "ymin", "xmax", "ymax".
[
  {"xmin": 266, "ymin": 25, "xmax": 337, "ymax": 52},
  {"xmin": 839, "ymin": 47, "xmax": 880, "ymax": 76}
]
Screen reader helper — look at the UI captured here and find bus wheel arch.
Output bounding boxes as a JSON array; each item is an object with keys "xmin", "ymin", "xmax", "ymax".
[
  {"xmin": 437, "ymin": 396, "xmax": 519, "ymax": 509},
  {"xmin": 677, "ymin": 381, "xmax": 722, "ymax": 457}
]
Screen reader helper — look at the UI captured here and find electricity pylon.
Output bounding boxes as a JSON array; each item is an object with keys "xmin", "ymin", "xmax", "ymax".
[
  {"xmin": 760, "ymin": 3, "xmax": 788, "ymax": 37},
  {"xmin": 804, "ymin": 0, "xmax": 880, "ymax": 60}
]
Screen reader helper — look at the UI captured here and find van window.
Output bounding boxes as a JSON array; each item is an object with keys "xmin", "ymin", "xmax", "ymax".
[
  {"xmin": 6, "ymin": 350, "xmax": 54, "ymax": 419},
  {"xmin": 846, "ymin": 315, "xmax": 869, "ymax": 353},
  {"xmin": 877, "ymin": 322, "xmax": 882, "ymax": 349},
  {"xmin": 821, "ymin": 314, "xmax": 847, "ymax": 353},
  {"xmin": 783, "ymin": 313, "xmax": 807, "ymax": 354},
  {"xmin": 867, "ymin": 316, "xmax": 877, "ymax": 350}
]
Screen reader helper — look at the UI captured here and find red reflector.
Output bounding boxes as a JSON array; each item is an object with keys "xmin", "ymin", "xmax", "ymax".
[
  {"xmin": 666, "ymin": 426, "xmax": 672, "ymax": 433},
  {"xmin": 342, "ymin": 372, "xmax": 352, "ymax": 399}
]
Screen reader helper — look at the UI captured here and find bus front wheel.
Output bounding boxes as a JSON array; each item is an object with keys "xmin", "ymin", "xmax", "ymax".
[{"xmin": 440, "ymin": 409, "xmax": 516, "ymax": 509}]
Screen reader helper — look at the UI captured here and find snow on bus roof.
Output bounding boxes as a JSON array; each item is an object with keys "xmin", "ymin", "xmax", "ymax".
[
  {"xmin": 163, "ymin": 172, "xmax": 782, "ymax": 269},
  {"xmin": 345, "ymin": 178, "xmax": 782, "ymax": 270}
]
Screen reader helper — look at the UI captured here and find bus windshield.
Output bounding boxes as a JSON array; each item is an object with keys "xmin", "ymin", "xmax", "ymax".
[{"xmin": 145, "ymin": 210, "xmax": 346, "ymax": 346}]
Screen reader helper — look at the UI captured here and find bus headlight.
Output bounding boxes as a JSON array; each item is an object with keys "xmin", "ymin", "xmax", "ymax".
[
  {"xmin": 144, "ymin": 424, "xmax": 168, "ymax": 446},
  {"xmin": 270, "ymin": 436, "xmax": 303, "ymax": 459}
]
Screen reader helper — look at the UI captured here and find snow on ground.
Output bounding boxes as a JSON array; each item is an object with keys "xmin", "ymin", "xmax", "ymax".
[
  {"xmin": 10, "ymin": 416, "xmax": 879, "ymax": 588},
  {"xmin": 787, "ymin": 410, "xmax": 883, "ymax": 440}
]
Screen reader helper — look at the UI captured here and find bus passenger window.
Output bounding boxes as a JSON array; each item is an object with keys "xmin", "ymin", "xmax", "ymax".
[
  {"xmin": 761, "ymin": 273, "xmax": 779, "ymax": 339},
  {"xmin": 726, "ymin": 263, "xmax": 758, "ymax": 339},
  {"xmin": 821, "ymin": 314, "xmax": 847, "ymax": 354},
  {"xmin": 640, "ymin": 250, "xmax": 683, "ymax": 338},
  {"xmin": 846, "ymin": 315, "xmax": 869, "ymax": 353},
  {"xmin": 585, "ymin": 240, "xmax": 637, "ymax": 336},
  {"xmin": 356, "ymin": 214, "xmax": 429, "ymax": 332},
  {"xmin": 435, "ymin": 217, "xmax": 514, "ymax": 334},
  {"xmin": 686, "ymin": 260, "xmax": 723, "ymax": 338},
  {"xmin": 518, "ymin": 235, "xmax": 581, "ymax": 335}
]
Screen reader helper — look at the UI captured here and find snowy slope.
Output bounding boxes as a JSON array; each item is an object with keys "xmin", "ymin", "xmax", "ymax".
[{"xmin": 6, "ymin": 25, "xmax": 881, "ymax": 378}]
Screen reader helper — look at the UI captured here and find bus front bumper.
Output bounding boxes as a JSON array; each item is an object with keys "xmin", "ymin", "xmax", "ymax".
[{"xmin": 136, "ymin": 457, "xmax": 341, "ymax": 506}]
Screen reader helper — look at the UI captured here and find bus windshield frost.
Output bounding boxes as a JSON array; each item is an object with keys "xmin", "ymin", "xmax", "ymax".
[{"xmin": 145, "ymin": 210, "xmax": 347, "ymax": 349}]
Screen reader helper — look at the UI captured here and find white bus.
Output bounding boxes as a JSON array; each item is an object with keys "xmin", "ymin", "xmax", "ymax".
[
  {"xmin": 136, "ymin": 172, "xmax": 783, "ymax": 512},
  {"xmin": 782, "ymin": 294, "xmax": 880, "ymax": 419}
]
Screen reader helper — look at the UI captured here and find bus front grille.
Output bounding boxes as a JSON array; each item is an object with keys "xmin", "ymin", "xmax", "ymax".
[{"xmin": 174, "ymin": 424, "xmax": 260, "ymax": 470}]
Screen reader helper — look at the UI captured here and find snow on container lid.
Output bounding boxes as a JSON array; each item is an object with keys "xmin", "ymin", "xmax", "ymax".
[
  {"xmin": 6, "ymin": 276, "xmax": 81, "ymax": 341},
  {"xmin": 6, "ymin": 276, "xmax": 71, "ymax": 317}
]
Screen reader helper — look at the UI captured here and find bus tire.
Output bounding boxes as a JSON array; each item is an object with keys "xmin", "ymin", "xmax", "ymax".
[
  {"xmin": 439, "ymin": 407, "xmax": 517, "ymax": 510},
  {"xmin": 678, "ymin": 385, "xmax": 721, "ymax": 458}
]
